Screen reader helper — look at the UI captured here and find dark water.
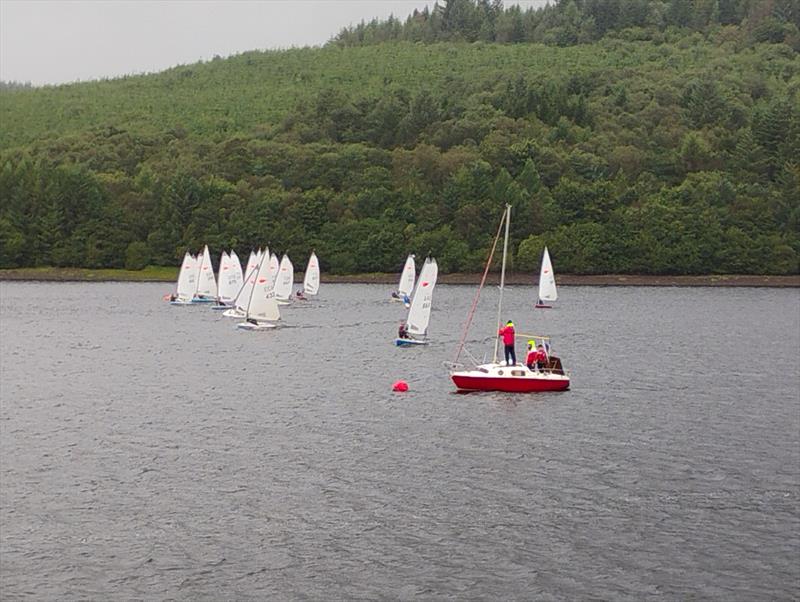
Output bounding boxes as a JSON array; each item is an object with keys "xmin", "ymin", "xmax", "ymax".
[{"xmin": 1, "ymin": 282, "xmax": 798, "ymax": 600}]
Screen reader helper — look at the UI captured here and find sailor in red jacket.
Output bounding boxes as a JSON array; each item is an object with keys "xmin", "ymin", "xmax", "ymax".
[
  {"xmin": 498, "ymin": 320, "xmax": 516, "ymax": 366},
  {"xmin": 526, "ymin": 343, "xmax": 548, "ymax": 372}
]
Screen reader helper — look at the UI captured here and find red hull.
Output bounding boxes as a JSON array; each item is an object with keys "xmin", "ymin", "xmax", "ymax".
[{"xmin": 451, "ymin": 374, "xmax": 569, "ymax": 392}]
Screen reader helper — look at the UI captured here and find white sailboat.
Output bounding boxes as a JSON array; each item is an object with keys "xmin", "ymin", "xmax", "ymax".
[
  {"xmin": 273, "ymin": 254, "xmax": 294, "ymax": 305},
  {"xmin": 536, "ymin": 246, "xmax": 557, "ymax": 309},
  {"xmin": 449, "ymin": 205, "xmax": 570, "ymax": 392},
  {"xmin": 391, "ymin": 254, "xmax": 416, "ymax": 306},
  {"xmin": 395, "ymin": 257, "xmax": 438, "ymax": 347},
  {"xmin": 213, "ymin": 250, "xmax": 244, "ymax": 309},
  {"xmin": 299, "ymin": 252, "xmax": 320, "ymax": 299},
  {"xmin": 192, "ymin": 245, "xmax": 217, "ymax": 303},
  {"xmin": 237, "ymin": 254, "xmax": 281, "ymax": 331},
  {"xmin": 169, "ymin": 251, "xmax": 197, "ymax": 304},
  {"xmin": 223, "ymin": 247, "xmax": 267, "ymax": 318}
]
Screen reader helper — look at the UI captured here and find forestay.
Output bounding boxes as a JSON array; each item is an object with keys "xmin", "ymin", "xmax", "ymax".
[{"xmin": 406, "ymin": 257, "xmax": 438, "ymax": 338}]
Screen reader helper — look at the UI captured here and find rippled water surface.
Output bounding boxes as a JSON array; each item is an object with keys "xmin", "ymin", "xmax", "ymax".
[{"xmin": 1, "ymin": 282, "xmax": 799, "ymax": 599}]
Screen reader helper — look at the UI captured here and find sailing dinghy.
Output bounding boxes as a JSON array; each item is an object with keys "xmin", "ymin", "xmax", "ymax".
[
  {"xmin": 273, "ymin": 254, "xmax": 294, "ymax": 305},
  {"xmin": 395, "ymin": 257, "xmax": 438, "ymax": 347},
  {"xmin": 298, "ymin": 252, "xmax": 320, "ymax": 299},
  {"xmin": 449, "ymin": 205, "xmax": 570, "ymax": 392},
  {"xmin": 237, "ymin": 254, "xmax": 281, "ymax": 331},
  {"xmin": 391, "ymin": 254, "xmax": 415, "ymax": 307},
  {"xmin": 213, "ymin": 250, "xmax": 244, "ymax": 309},
  {"xmin": 223, "ymin": 248, "xmax": 265, "ymax": 318},
  {"xmin": 191, "ymin": 245, "xmax": 217, "ymax": 303},
  {"xmin": 535, "ymin": 246, "xmax": 557, "ymax": 309},
  {"xmin": 169, "ymin": 252, "xmax": 197, "ymax": 305}
]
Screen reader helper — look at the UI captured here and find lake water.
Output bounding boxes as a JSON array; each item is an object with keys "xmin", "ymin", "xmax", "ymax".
[{"xmin": 1, "ymin": 282, "xmax": 798, "ymax": 600}]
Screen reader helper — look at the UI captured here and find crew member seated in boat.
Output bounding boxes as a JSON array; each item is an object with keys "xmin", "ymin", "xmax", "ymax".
[
  {"xmin": 391, "ymin": 291, "xmax": 400, "ymax": 299},
  {"xmin": 402, "ymin": 294, "xmax": 410, "ymax": 305},
  {"xmin": 169, "ymin": 293, "xmax": 177, "ymax": 302},
  {"xmin": 525, "ymin": 341, "xmax": 537, "ymax": 370},
  {"xmin": 398, "ymin": 321, "xmax": 410, "ymax": 339},
  {"xmin": 296, "ymin": 289, "xmax": 307, "ymax": 301},
  {"xmin": 533, "ymin": 344, "xmax": 548, "ymax": 372},
  {"xmin": 247, "ymin": 317, "xmax": 258, "ymax": 325},
  {"xmin": 498, "ymin": 320, "xmax": 516, "ymax": 366}
]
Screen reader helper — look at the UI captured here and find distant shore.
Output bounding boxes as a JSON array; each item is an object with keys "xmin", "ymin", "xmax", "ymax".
[{"xmin": 1, "ymin": 267, "xmax": 798, "ymax": 287}]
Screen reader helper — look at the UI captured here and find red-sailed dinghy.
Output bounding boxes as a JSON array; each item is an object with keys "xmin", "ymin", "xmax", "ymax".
[{"xmin": 448, "ymin": 204, "xmax": 570, "ymax": 393}]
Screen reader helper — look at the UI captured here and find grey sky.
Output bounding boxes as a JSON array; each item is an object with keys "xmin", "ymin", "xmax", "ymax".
[{"xmin": 1, "ymin": 0, "xmax": 549, "ymax": 86}]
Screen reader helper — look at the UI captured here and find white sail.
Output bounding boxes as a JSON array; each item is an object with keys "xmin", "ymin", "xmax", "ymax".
[
  {"xmin": 246, "ymin": 255, "xmax": 280, "ymax": 322},
  {"xmin": 398, "ymin": 254, "xmax": 416, "ymax": 297},
  {"xmin": 274, "ymin": 254, "xmax": 293, "ymax": 300},
  {"xmin": 217, "ymin": 251, "xmax": 243, "ymax": 304},
  {"xmin": 406, "ymin": 257, "xmax": 438, "ymax": 338},
  {"xmin": 234, "ymin": 261, "xmax": 259, "ymax": 312},
  {"xmin": 268, "ymin": 253, "xmax": 280, "ymax": 289},
  {"xmin": 303, "ymin": 252, "xmax": 320, "ymax": 296},
  {"xmin": 175, "ymin": 252, "xmax": 197, "ymax": 301},
  {"xmin": 229, "ymin": 250, "xmax": 244, "ymax": 290},
  {"xmin": 538, "ymin": 246, "xmax": 558, "ymax": 303},
  {"xmin": 195, "ymin": 245, "xmax": 217, "ymax": 298}
]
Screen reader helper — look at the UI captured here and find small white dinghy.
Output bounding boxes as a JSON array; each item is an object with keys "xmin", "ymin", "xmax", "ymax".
[
  {"xmin": 212, "ymin": 250, "xmax": 244, "ymax": 309},
  {"xmin": 391, "ymin": 254, "xmax": 415, "ymax": 306},
  {"xmin": 273, "ymin": 254, "xmax": 294, "ymax": 305},
  {"xmin": 237, "ymin": 253, "xmax": 280, "ymax": 331},
  {"xmin": 223, "ymin": 248, "xmax": 265, "ymax": 318},
  {"xmin": 169, "ymin": 251, "xmax": 197, "ymax": 305},
  {"xmin": 297, "ymin": 251, "xmax": 320, "ymax": 300},
  {"xmin": 192, "ymin": 245, "xmax": 217, "ymax": 303},
  {"xmin": 395, "ymin": 257, "xmax": 438, "ymax": 347},
  {"xmin": 535, "ymin": 246, "xmax": 558, "ymax": 309}
]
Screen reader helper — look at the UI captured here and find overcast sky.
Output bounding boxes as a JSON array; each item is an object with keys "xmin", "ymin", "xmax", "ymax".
[{"xmin": 1, "ymin": 0, "xmax": 550, "ymax": 86}]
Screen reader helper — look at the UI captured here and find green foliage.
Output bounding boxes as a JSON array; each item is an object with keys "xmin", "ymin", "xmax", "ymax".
[{"xmin": 0, "ymin": 5, "xmax": 797, "ymax": 275}]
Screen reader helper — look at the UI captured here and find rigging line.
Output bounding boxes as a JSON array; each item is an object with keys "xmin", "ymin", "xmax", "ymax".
[{"xmin": 452, "ymin": 208, "xmax": 506, "ymax": 365}]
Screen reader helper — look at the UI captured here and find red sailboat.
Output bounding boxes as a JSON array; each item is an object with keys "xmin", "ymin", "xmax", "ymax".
[{"xmin": 449, "ymin": 205, "xmax": 570, "ymax": 393}]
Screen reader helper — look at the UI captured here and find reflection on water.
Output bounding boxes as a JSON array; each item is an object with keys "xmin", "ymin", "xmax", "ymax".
[{"xmin": 1, "ymin": 282, "xmax": 798, "ymax": 599}]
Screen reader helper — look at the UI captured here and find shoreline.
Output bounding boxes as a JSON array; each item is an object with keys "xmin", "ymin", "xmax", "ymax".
[{"xmin": 0, "ymin": 268, "xmax": 798, "ymax": 287}]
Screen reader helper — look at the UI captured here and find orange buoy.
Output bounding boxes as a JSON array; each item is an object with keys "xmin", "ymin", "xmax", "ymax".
[{"xmin": 392, "ymin": 380, "xmax": 409, "ymax": 392}]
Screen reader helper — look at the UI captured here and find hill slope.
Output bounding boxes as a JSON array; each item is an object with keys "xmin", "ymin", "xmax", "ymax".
[{"xmin": 1, "ymin": 31, "xmax": 798, "ymax": 274}]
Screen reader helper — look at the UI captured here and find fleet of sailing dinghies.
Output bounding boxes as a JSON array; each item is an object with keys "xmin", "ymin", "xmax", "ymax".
[
  {"xmin": 396, "ymin": 257, "xmax": 438, "ymax": 347},
  {"xmin": 535, "ymin": 246, "xmax": 557, "ymax": 309},
  {"xmin": 449, "ymin": 205, "xmax": 570, "ymax": 392},
  {"xmin": 391, "ymin": 254, "xmax": 416, "ymax": 305}
]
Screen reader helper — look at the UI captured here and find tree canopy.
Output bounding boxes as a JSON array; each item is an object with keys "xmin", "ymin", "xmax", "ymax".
[{"xmin": 1, "ymin": 0, "xmax": 798, "ymax": 275}]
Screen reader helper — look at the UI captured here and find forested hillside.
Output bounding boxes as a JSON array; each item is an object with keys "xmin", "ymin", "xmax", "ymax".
[{"xmin": 1, "ymin": 0, "xmax": 798, "ymax": 274}]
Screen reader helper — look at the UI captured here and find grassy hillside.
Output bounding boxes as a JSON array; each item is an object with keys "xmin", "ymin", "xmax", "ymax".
[{"xmin": 1, "ymin": 17, "xmax": 798, "ymax": 275}]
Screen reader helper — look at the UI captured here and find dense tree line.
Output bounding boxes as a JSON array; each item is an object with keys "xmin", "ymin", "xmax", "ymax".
[
  {"xmin": 333, "ymin": 0, "xmax": 800, "ymax": 49},
  {"xmin": 0, "ymin": 2, "xmax": 798, "ymax": 275}
]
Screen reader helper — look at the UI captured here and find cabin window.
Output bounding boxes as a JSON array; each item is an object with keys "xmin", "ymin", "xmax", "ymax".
[
  {"xmin": 497, "ymin": 370, "xmax": 504, "ymax": 375},
  {"xmin": 511, "ymin": 370, "xmax": 525, "ymax": 376},
  {"xmin": 477, "ymin": 368, "xmax": 488, "ymax": 373}
]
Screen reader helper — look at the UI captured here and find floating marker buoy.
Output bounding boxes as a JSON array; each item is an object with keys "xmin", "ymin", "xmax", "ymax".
[{"xmin": 392, "ymin": 380, "xmax": 409, "ymax": 392}]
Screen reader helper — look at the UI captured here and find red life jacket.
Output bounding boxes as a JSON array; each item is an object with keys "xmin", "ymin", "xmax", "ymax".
[{"xmin": 498, "ymin": 325, "xmax": 515, "ymax": 346}]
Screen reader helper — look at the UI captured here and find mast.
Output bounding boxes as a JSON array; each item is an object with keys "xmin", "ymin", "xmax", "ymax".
[{"xmin": 493, "ymin": 204, "xmax": 511, "ymax": 363}]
